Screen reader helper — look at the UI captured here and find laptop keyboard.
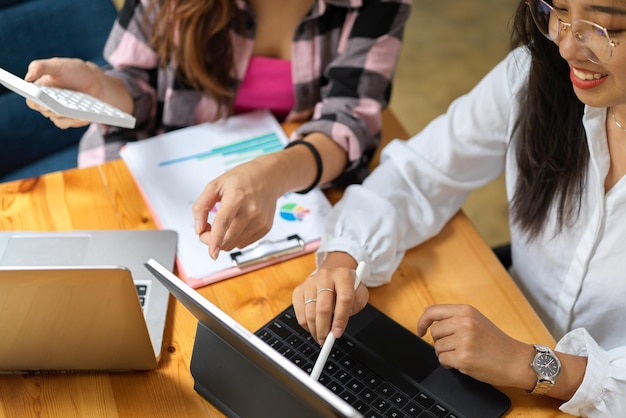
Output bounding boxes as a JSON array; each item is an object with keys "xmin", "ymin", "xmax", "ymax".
[
  {"xmin": 256, "ymin": 309, "xmax": 459, "ymax": 418},
  {"xmin": 134, "ymin": 280, "xmax": 151, "ymax": 311}
]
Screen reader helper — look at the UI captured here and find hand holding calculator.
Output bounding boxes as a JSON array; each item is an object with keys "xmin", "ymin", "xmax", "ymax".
[{"xmin": 0, "ymin": 67, "xmax": 136, "ymax": 129}]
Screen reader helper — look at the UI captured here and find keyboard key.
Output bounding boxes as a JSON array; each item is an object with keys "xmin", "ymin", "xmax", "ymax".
[
  {"xmin": 376, "ymin": 382, "xmax": 394, "ymax": 397},
  {"xmin": 339, "ymin": 356, "xmax": 356, "ymax": 370},
  {"xmin": 326, "ymin": 380, "xmax": 343, "ymax": 395},
  {"xmin": 283, "ymin": 332, "xmax": 302, "ymax": 346},
  {"xmin": 429, "ymin": 403, "xmax": 449, "ymax": 418},
  {"xmin": 134, "ymin": 283, "xmax": 149, "ymax": 310},
  {"xmin": 267, "ymin": 338, "xmax": 283, "ymax": 350},
  {"xmin": 339, "ymin": 390, "xmax": 357, "ymax": 405},
  {"xmin": 346, "ymin": 378, "xmax": 365, "ymax": 394},
  {"xmin": 256, "ymin": 330, "xmax": 271, "ymax": 341},
  {"xmin": 352, "ymin": 399, "xmax": 371, "ymax": 414},
  {"xmin": 135, "ymin": 284, "xmax": 148, "ymax": 296},
  {"xmin": 386, "ymin": 407, "xmax": 404, "ymax": 418},
  {"xmin": 297, "ymin": 343, "xmax": 316, "ymax": 358},
  {"xmin": 289, "ymin": 353, "xmax": 308, "ymax": 369},
  {"xmin": 334, "ymin": 370, "xmax": 351, "ymax": 384},
  {"xmin": 364, "ymin": 372, "xmax": 381, "ymax": 388},
  {"xmin": 391, "ymin": 392, "xmax": 409, "ymax": 408},
  {"xmin": 415, "ymin": 392, "xmax": 435, "ymax": 410},
  {"xmin": 359, "ymin": 388, "xmax": 377, "ymax": 403},
  {"xmin": 278, "ymin": 345, "xmax": 292, "ymax": 357},
  {"xmin": 267, "ymin": 321, "xmax": 291, "ymax": 340},
  {"xmin": 403, "ymin": 401, "xmax": 425, "ymax": 417},
  {"xmin": 373, "ymin": 398, "xmax": 391, "ymax": 414},
  {"xmin": 279, "ymin": 311, "xmax": 301, "ymax": 330},
  {"xmin": 317, "ymin": 374, "xmax": 331, "ymax": 385}
]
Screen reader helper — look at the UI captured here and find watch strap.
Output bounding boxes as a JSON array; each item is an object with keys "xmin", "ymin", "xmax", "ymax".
[
  {"xmin": 529, "ymin": 344, "xmax": 559, "ymax": 396},
  {"xmin": 530, "ymin": 379, "xmax": 554, "ymax": 395}
]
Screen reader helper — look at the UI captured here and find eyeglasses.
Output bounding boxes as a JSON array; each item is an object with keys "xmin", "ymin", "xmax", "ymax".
[{"xmin": 526, "ymin": 0, "xmax": 622, "ymax": 63}]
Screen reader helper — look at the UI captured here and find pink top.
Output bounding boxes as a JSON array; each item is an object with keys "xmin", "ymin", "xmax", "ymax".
[{"xmin": 233, "ymin": 56, "xmax": 294, "ymax": 121}]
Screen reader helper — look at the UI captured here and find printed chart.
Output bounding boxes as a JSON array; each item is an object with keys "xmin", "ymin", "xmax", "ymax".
[{"xmin": 121, "ymin": 111, "xmax": 331, "ymax": 287}]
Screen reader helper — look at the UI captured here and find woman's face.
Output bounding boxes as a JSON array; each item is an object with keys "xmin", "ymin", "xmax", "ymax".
[{"xmin": 549, "ymin": 0, "xmax": 626, "ymax": 107}]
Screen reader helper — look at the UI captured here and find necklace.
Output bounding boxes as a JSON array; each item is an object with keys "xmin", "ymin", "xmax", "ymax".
[{"xmin": 610, "ymin": 108, "xmax": 626, "ymax": 133}]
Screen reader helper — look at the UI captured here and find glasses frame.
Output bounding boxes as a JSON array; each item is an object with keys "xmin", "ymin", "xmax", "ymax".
[{"xmin": 526, "ymin": 0, "xmax": 622, "ymax": 64}]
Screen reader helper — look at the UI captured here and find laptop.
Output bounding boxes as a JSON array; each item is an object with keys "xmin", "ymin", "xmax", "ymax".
[
  {"xmin": 145, "ymin": 258, "xmax": 511, "ymax": 418},
  {"xmin": 0, "ymin": 230, "xmax": 177, "ymax": 372}
]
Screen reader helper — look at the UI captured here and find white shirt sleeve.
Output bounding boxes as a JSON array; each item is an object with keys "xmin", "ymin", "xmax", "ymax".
[
  {"xmin": 316, "ymin": 48, "xmax": 530, "ymax": 286},
  {"xmin": 557, "ymin": 328, "xmax": 626, "ymax": 417}
]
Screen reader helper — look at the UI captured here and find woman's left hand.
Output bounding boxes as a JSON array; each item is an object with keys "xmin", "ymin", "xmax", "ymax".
[
  {"xmin": 292, "ymin": 257, "xmax": 369, "ymax": 345},
  {"xmin": 417, "ymin": 304, "xmax": 535, "ymax": 389}
]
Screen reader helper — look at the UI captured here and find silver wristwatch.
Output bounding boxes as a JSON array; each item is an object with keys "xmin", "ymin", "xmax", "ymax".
[{"xmin": 529, "ymin": 344, "xmax": 561, "ymax": 395}]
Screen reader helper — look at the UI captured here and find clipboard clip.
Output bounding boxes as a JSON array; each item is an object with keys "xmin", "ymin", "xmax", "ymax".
[{"xmin": 230, "ymin": 235, "xmax": 305, "ymax": 268}]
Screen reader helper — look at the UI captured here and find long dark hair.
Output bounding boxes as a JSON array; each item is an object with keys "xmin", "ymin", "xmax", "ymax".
[{"xmin": 509, "ymin": 0, "xmax": 589, "ymax": 239}]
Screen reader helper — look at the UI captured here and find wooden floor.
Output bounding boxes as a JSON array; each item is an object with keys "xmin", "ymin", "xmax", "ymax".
[{"xmin": 389, "ymin": 0, "xmax": 517, "ymax": 247}]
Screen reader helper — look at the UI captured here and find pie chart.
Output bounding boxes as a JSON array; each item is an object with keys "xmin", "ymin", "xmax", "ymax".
[{"xmin": 279, "ymin": 203, "xmax": 310, "ymax": 221}]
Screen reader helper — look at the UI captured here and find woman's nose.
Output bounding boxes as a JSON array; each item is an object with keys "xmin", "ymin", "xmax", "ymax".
[{"xmin": 556, "ymin": 24, "xmax": 588, "ymax": 62}]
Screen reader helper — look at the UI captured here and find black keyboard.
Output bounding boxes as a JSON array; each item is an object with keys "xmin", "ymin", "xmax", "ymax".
[
  {"xmin": 134, "ymin": 281, "xmax": 150, "ymax": 310},
  {"xmin": 255, "ymin": 308, "xmax": 459, "ymax": 418}
]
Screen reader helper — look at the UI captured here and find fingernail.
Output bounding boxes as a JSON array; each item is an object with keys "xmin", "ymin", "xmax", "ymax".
[
  {"xmin": 332, "ymin": 327, "xmax": 343, "ymax": 338},
  {"xmin": 210, "ymin": 245, "xmax": 220, "ymax": 260},
  {"xmin": 194, "ymin": 220, "xmax": 203, "ymax": 235}
]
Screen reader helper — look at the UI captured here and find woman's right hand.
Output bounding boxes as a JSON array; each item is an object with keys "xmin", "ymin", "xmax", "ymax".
[{"xmin": 24, "ymin": 58, "xmax": 132, "ymax": 129}]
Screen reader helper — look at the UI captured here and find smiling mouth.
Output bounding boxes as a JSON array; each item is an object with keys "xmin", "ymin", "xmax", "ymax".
[{"xmin": 571, "ymin": 67, "xmax": 606, "ymax": 81}]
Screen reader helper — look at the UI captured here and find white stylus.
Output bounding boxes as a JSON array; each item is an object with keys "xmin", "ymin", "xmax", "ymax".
[{"xmin": 310, "ymin": 261, "xmax": 366, "ymax": 381}]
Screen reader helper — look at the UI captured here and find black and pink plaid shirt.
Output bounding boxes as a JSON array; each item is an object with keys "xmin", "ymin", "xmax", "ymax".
[{"xmin": 80, "ymin": 0, "xmax": 411, "ymax": 186}]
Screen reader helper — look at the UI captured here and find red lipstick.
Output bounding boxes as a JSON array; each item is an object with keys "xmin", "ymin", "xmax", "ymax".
[{"xmin": 570, "ymin": 67, "xmax": 607, "ymax": 89}]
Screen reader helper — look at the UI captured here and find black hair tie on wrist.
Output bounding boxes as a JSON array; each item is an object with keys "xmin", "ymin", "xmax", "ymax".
[{"xmin": 285, "ymin": 140, "xmax": 323, "ymax": 194}]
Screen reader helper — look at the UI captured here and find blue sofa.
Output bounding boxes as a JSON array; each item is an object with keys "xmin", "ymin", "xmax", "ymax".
[{"xmin": 0, "ymin": 0, "xmax": 118, "ymax": 182}]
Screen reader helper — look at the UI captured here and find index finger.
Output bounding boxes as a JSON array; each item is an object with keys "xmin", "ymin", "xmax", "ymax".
[
  {"xmin": 417, "ymin": 304, "xmax": 458, "ymax": 337},
  {"xmin": 326, "ymin": 270, "xmax": 354, "ymax": 339}
]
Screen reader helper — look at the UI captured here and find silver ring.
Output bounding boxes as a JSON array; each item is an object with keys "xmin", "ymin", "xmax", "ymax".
[
  {"xmin": 317, "ymin": 287, "xmax": 335, "ymax": 295},
  {"xmin": 304, "ymin": 298, "xmax": 317, "ymax": 305}
]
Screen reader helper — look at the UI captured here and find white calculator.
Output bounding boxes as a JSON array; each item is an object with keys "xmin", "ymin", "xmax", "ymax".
[{"xmin": 0, "ymin": 67, "xmax": 136, "ymax": 129}]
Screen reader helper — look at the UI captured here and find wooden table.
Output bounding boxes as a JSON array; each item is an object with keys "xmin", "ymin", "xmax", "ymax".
[{"xmin": 0, "ymin": 111, "xmax": 568, "ymax": 417}]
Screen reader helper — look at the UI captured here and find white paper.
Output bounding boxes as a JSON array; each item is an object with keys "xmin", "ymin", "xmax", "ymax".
[{"xmin": 120, "ymin": 111, "xmax": 331, "ymax": 281}]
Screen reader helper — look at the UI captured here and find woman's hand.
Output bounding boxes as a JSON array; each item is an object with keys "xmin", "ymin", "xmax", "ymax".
[
  {"xmin": 292, "ymin": 252, "xmax": 369, "ymax": 345},
  {"xmin": 417, "ymin": 304, "xmax": 536, "ymax": 389},
  {"xmin": 192, "ymin": 131, "xmax": 349, "ymax": 259},
  {"xmin": 192, "ymin": 154, "xmax": 287, "ymax": 259},
  {"xmin": 24, "ymin": 58, "xmax": 132, "ymax": 128},
  {"xmin": 24, "ymin": 58, "xmax": 103, "ymax": 128}
]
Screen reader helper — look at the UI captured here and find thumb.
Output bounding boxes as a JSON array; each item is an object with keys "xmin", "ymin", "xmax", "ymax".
[{"xmin": 25, "ymin": 60, "xmax": 49, "ymax": 82}]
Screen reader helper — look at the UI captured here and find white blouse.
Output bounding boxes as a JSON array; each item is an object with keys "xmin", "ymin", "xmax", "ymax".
[{"xmin": 317, "ymin": 47, "xmax": 626, "ymax": 416}]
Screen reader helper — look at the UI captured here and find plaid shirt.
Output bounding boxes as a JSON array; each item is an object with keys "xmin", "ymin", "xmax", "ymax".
[{"xmin": 80, "ymin": 0, "xmax": 411, "ymax": 186}]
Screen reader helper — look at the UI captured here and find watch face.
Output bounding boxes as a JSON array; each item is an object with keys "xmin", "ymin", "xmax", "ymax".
[{"xmin": 535, "ymin": 353, "xmax": 560, "ymax": 378}]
